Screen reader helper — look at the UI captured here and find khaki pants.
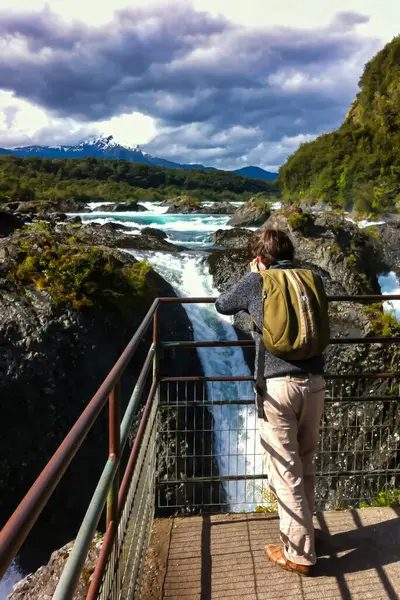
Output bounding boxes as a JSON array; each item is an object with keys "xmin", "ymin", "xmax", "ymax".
[{"xmin": 258, "ymin": 375, "xmax": 325, "ymax": 566}]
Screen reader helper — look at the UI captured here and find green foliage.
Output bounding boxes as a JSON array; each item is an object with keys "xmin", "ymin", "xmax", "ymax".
[
  {"xmin": 0, "ymin": 155, "xmax": 279, "ymax": 208},
  {"xmin": 287, "ymin": 211, "xmax": 310, "ymax": 233},
  {"xmin": 10, "ymin": 223, "xmax": 151, "ymax": 311},
  {"xmin": 362, "ymin": 303, "xmax": 400, "ymax": 336},
  {"xmin": 359, "ymin": 489, "xmax": 400, "ymax": 508},
  {"xmin": 279, "ymin": 36, "xmax": 400, "ymax": 214},
  {"xmin": 251, "ymin": 195, "xmax": 271, "ymax": 210}
]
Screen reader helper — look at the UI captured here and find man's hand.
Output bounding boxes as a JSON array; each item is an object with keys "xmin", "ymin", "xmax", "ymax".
[{"xmin": 250, "ymin": 257, "xmax": 266, "ymax": 273}]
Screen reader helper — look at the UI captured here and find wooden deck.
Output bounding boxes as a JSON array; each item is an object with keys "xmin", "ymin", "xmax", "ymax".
[{"xmin": 140, "ymin": 508, "xmax": 400, "ymax": 600}]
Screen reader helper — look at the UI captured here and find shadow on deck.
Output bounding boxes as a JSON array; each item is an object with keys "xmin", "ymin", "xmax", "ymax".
[{"xmin": 140, "ymin": 508, "xmax": 400, "ymax": 600}]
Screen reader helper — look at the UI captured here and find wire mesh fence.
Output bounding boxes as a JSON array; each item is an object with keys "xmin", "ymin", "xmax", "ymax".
[
  {"xmin": 99, "ymin": 393, "xmax": 159, "ymax": 600},
  {"xmin": 156, "ymin": 376, "xmax": 400, "ymax": 513}
]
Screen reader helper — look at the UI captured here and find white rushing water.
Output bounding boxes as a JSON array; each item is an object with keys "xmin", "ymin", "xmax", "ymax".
[
  {"xmin": 1, "ymin": 563, "xmax": 23, "ymax": 599},
  {"xmin": 378, "ymin": 272, "xmax": 400, "ymax": 318},
  {"xmin": 129, "ymin": 250, "xmax": 264, "ymax": 508},
  {"xmin": 76, "ymin": 212, "xmax": 233, "ymax": 248}
]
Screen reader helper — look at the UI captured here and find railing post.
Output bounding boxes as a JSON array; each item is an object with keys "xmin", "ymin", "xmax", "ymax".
[
  {"xmin": 107, "ymin": 382, "xmax": 121, "ymax": 529},
  {"xmin": 153, "ymin": 308, "xmax": 159, "ymax": 382}
]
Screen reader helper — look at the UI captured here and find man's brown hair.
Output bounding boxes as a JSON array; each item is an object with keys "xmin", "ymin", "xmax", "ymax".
[{"xmin": 251, "ymin": 228, "xmax": 294, "ymax": 267}]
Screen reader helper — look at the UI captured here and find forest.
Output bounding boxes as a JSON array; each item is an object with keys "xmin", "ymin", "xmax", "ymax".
[
  {"xmin": 0, "ymin": 155, "xmax": 279, "ymax": 206},
  {"xmin": 279, "ymin": 36, "xmax": 400, "ymax": 214}
]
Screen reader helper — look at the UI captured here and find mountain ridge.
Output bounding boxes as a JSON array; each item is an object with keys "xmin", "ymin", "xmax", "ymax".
[{"xmin": 0, "ymin": 135, "xmax": 277, "ymax": 180}]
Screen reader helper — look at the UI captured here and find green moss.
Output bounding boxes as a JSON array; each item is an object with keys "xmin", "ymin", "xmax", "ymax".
[
  {"xmin": 348, "ymin": 253, "xmax": 357, "ymax": 264},
  {"xmin": 9, "ymin": 224, "xmax": 152, "ymax": 312},
  {"xmin": 171, "ymin": 194, "xmax": 201, "ymax": 207},
  {"xmin": 287, "ymin": 211, "xmax": 310, "ymax": 233},
  {"xmin": 82, "ymin": 567, "xmax": 95, "ymax": 584}
]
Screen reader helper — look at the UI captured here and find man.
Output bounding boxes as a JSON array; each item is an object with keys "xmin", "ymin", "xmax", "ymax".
[{"xmin": 215, "ymin": 228, "xmax": 325, "ymax": 575}]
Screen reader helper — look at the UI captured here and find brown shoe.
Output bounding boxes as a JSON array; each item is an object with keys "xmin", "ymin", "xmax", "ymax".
[{"xmin": 265, "ymin": 545, "xmax": 311, "ymax": 576}]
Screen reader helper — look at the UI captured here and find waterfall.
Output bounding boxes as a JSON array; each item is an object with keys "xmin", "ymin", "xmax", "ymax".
[
  {"xmin": 378, "ymin": 272, "xmax": 400, "ymax": 318},
  {"xmin": 129, "ymin": 251, "xmax": 264, "ymax": 508}
]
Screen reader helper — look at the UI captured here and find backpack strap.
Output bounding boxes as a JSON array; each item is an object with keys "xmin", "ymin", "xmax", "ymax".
[{"xmin": 255, "ymin": 337, "xmax": 266, "ymax": 419}]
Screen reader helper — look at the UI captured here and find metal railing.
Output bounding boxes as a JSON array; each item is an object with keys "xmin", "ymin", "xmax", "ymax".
[
  {"xmin": 1, "ymin": 294, "xmax": 400, "ymax": 599},
  {"xmin": 156, "ymin": 375, "xmax": 400, "ymax": 513}
]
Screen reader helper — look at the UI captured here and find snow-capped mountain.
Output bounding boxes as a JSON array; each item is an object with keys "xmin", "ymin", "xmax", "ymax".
[{"xmin": 0, "ymin": 136, "xmax": 277, "ymax": 180}]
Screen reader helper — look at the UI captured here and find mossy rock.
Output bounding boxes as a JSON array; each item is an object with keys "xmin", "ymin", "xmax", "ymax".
[{"xmin": 8, "ymin": 222, "xmax": 152, "ymax": 312}]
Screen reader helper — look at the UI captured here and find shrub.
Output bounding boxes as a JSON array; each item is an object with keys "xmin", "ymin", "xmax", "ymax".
[
  {"xmin": 252, "ymin": 196, "xmax": 271, "ymax": 211},
  {"xmin": 362, "ymin": 303, "xmax": 400, "ymax": 336},
  {"xmin": 360, "ymin": 489, "xmax": 400, "ymax": 508},
  {"xmin": 287, "ymin": 211, "xmax": 311, "ymax": 233}
]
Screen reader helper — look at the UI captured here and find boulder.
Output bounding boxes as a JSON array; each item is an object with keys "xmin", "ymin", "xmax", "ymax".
[
  {"xmin": 76, "ymin": 222, "xmax": 181, "ymax": 251},
  {"xmin": 212, "ymin": 228, "xmax": 253, "ymax": 249},
  {"xmin": 142, "ymin": 227, "xmax": 168, "ymax": 239},
  {"xmin": 0, "ymin": 210, "xmax": 24, "ymax": 237},
  {"xmin": 208, "ymin": 249, "xmax": 252, "ymax": 291},
  {"xmin": 8, "ymin": 536, "xmax": 103, "ymax": 600},
  {"xmin": 227, "ymin": 197, "xmax": 271, "ymax": 227},
  {"xmin": 99, "ymin": 221, "xmax": 136, "ymax": 233},
  {"xmin": 94, "ymin": 202, "xmax": 147, "ymax": 212},
  {"xmin": 373, "ymin": 221, "xmax": 400, "ymax": 276},
  {"xmin": 165, "ymin": 201, "xmax": 235, "ymax": 215},
  {"xmin": 65, "ymin": 215, "xmax": 82, "ymax": 224}
]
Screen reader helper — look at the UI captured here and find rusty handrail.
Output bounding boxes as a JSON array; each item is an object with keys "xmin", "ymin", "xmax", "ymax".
[
  {"xmin": 161, "ymin": 337, "xmax": 400, "ymax": 348},
  {"xmin": 158, "ymin": 294, "xmax": 400, "ymax": 303}
]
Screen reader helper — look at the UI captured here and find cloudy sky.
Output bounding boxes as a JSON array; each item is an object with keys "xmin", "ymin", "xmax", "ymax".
[{"xmin": 0, "ymin": 1, "xmax": 399, "ymax": 171}]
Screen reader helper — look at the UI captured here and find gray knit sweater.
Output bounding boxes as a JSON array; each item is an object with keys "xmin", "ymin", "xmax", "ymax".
[{"xmin": 215, "ymin": 260, "xmax": 324, "ymax": 379}]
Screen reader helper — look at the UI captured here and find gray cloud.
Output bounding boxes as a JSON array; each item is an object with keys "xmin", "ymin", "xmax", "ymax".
[{"xmin": 0, "ymin": 5, "xmax": 381, "ymax": 167}]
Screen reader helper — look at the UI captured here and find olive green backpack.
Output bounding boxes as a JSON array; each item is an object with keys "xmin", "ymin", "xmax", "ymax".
[{"xmin": 258, "ymin": 269, "xmax": 330, "ymax": 360}]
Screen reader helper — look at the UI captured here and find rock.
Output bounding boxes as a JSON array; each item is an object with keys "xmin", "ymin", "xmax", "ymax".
[
  {"xmin": 142, "ymin": 227, "xmax": 168, "ymax": 240},
  {"xmin": 205, "ymin": 202, "xmax": 236, "ymax": 215},
  {"xmin": 264, "ymin": 210, "xmax": 384, "ymax": 294},
  {"xmin": 45, "ymin": 212, "xmax": 68, "ymax": 223},
  {"xmin": 208, "ymin": 249, "xmax": 252, "ymax": 291},
  {"xmin": 8, "ymin": 535, "xmax": 103, "ymax": 600},
  {"xmin": 380, "ymin": 212, "xmax": 400, "ymax": 225},
  {"xmin": 165, "ymin": 202, "xmax": 235, "ymax": 215},
  {"xmin": 299, "ymin": 202, "xmax": 332, "ymax": 214},
  {"xmin": 95, "ymin": 202, "xmax": 147, "ymax": 212},
  {"xmin": 2, "ymin": 198, "xmax": 90, "ymax": 216},
  {"xmin": 99, "ymin": 221, "xmax": 137, "ymax": 233},
  {"xmin": 162, "ymin": 196, "xmax": 236, "ymax": 215},
  {"xmin": 227, "ymin": 197, "xmax": 271, "ymax": 227},
  {"xmin": 212, "ymin": 228, "xmax": 253, "ymax": 249},
  {"xmin": 373, "ymin": 221, "xmax": 400, "ymax": 276},
  {"xmin": 0, "ymin": 210, "xmax": 24, "ymax": 237},
  {"xmin": 127, "ymin": 233, "xmax": 182, "ymax": 251},
  {"xmin": 75, "ymin": 222, "xmax": 181, "ymax": 251},
  {"xmin": 66, "ymin": 215, "xmax": 82, "ymax": 224}
]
